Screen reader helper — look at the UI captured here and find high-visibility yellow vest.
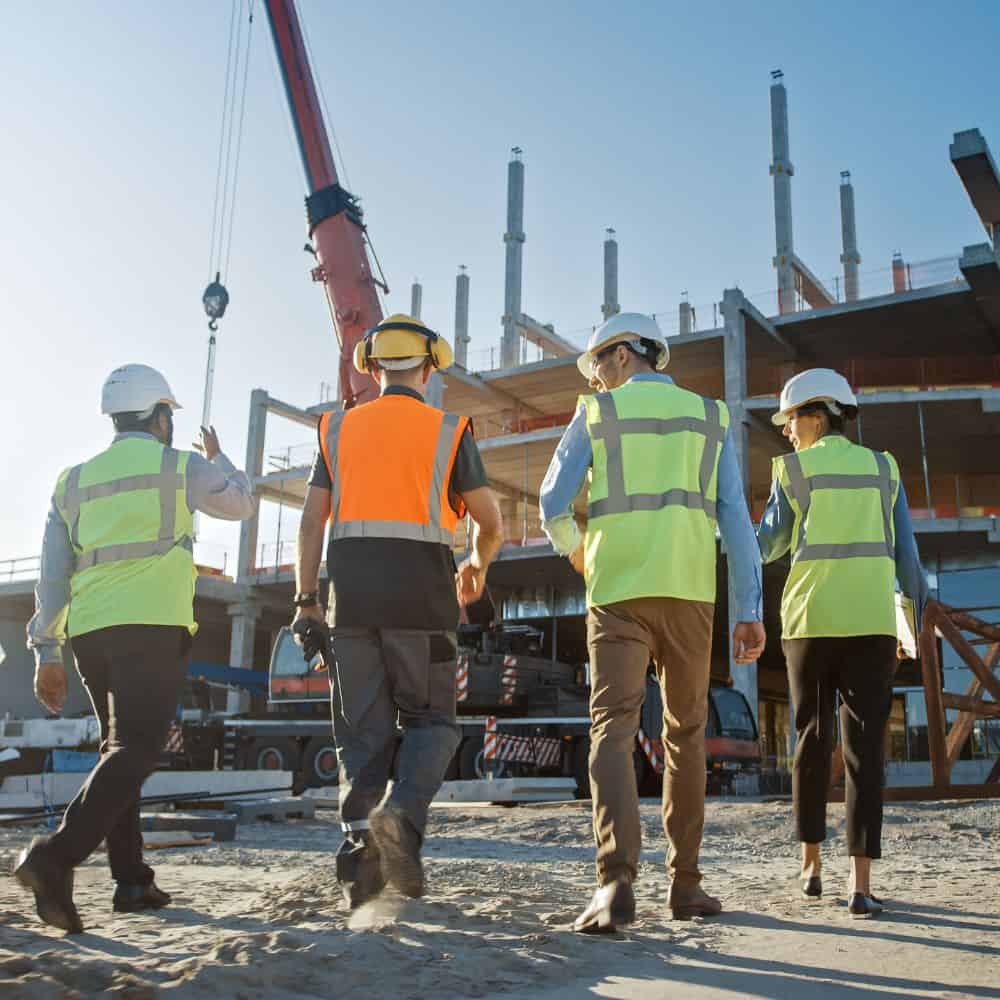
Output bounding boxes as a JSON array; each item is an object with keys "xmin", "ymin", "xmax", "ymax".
[
  {"xmin": 774, "ymin": 434, "xmax": 899, "ymax": 639},
  {"xmin": 582, "ymin": 379, "xmax": 729, "ymax": 608},
  {"xmin": 53, "ymin": 436, "xmax": 197, "ymax": 637}
]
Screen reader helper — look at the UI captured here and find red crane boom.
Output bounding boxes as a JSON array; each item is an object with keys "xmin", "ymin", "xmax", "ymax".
[{"xmin": 265, "ymin": 0, "xmax": 382, "ymax": 406}]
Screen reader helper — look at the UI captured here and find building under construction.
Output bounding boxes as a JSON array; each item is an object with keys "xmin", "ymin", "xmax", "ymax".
[{"xmin": 2, "ymin": 73, "xmax": 998, "ymax": 782}]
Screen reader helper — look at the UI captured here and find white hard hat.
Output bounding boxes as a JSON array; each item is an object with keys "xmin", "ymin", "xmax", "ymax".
[
  {"xmin": 577, "ymin": 312, "xmax": 670, "ymax": 379},
  {"xmin": 101, "ymin": 364, "xmax": 182, "ymax": 417},
  {"xmin": 772, "ymin": 368, "xmax": 857, "ymax": 426}
]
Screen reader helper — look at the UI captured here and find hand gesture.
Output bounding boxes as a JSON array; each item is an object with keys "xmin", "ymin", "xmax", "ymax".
[{"xmin": 193, "ymin": 425, "xmax": 221, "ymax": 461}]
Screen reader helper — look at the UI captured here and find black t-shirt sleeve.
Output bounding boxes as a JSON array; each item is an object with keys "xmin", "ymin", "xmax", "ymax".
[
  {"xmin": 308, "ymin": 422, "xmax": 332, "ymax": 490},
  {"xmin": 450, "ymin": 427, "xmax": 489, "ymax": 495}
]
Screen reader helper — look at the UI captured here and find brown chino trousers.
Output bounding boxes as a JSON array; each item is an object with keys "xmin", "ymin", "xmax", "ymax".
[{"xmin": 587, "ymin": 595, "xmax": 714, "ymax": 889}]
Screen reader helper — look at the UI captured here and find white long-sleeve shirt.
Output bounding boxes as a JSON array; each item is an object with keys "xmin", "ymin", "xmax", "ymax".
[{"xmin": 27, "ymin": 432, "xmax": 256, "ymax": 665}]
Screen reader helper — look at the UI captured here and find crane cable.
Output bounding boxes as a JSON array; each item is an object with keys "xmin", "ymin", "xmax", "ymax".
[{"xmin": 203, "ymin": 0, "xmax": 255, "ymax": 330}]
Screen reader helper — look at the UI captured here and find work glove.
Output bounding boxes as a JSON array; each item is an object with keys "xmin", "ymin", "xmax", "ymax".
[{"xmin": 292, "ymin": 617, "xmax": 331, "ymax": 666}]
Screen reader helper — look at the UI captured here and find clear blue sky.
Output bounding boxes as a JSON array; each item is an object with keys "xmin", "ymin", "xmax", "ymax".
[{"xmin": 2, "ymin": 1, "xmax": 998, "ymax": 568}]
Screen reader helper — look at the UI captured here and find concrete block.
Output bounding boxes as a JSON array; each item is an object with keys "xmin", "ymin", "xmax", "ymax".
[
  {"xmin": 225, "ymin": 796, "xmax": 316, "ymax": 822},
  {"xmin": 140, "ymin": 811, "xmax": 238, "ymax": 842}
]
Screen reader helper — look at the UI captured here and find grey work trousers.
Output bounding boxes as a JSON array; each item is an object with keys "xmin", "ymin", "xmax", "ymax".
[{"xmin": 329, "ymin": 627, "xmax": 461, "ymax": 889}]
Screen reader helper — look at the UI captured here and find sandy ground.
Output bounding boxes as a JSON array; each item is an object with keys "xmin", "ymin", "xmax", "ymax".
[{"xmin": 0, "ymin": 797, "xmax": 998, "ymax": 999}]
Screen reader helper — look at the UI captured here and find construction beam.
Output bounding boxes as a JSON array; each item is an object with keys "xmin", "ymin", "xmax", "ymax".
[
  {"xmin": 958, "ymin": 243, "xmax": 1000, "ymax": 349},
  {"xmin": 941, "ymin": 692, "xmax": 1000, "ymax": 717},
  {"xmin": 739, "ymin": 294, "xmax": 798, "ymax": 359},
  {"xmin": 447, "ymin": 366, "xmax": 545, "ymax": 417},
  {"xmin": 789, "ymin": 252, "xmax": 837, "ymax": 310},
  {"xmin": 950, "ymin": 128, "xmax": 1000, "ymax": 244},
  {"xmin": 933, "ymin": 610, "xmax": 1000, "ymax": 702},
  {"xmin": 745, "ymin": 386, "xmax": 1000, "ymax": 410},
  {"xmin": 919, "ymin": 606, "xmax": 950, "ymax": 787},
  {"xmin": 477, "ymin": 425, "xmax": 567, "ymax": 453},
  {"xmin": 264, "ymin": 395, "xmax": 322, "ymax": 429},
  {"xmin": 516, "ymin": 313, "xmax": 579, "ymax": 358}
]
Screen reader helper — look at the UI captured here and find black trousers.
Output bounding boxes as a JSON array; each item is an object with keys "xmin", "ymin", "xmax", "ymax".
[
  {"xmin": 782, "ymin": 634, "xmax": 895, "ymax": 859},
  {"xmin": 46, "ymin": 625, "xmax": 190, "ymax": 885}
]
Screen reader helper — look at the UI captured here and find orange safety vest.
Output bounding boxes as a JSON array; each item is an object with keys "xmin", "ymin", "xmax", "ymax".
[{"xmin": 319, "ymin": 394, "xmax": 470, "ymax": 545}]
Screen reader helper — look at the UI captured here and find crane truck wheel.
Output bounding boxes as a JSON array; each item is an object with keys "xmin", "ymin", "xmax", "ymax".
[
  {"xmin": 458, "ymin": 733, "xmax": 509, "ymax": 780},
  {"xmin": 304, "ymin": 739, "xmax": 340, "ymax": 787},
  {"xmin": 250, "ymin": 737, "xmax": 298, "ymax": 774}
]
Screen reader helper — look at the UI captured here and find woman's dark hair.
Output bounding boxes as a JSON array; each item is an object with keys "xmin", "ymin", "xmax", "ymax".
[
  {"xmin": 112, "ymin": 402, "xmax": 171, "ymax": 434},
  {"xmin": 796, "ymin": 400, "xmax": 858, "ymax": 434}
]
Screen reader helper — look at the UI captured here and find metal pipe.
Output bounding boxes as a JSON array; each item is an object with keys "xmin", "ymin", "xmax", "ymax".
[
  {"xmin": 839, "ymin": 171, "xmax": 861, "ymax": 302},
  {"xmin": 917, "ymin": 401, "xmax": 933, "ymax": 517},
  {"xmin": 410, "ymin": 279, "xmax": 422, "ymax": 319},
  {"xmin": 454, "ymin": 266, "xmax": 470, "ymax": 368},
  {"xmin": 502, "ymin": 147, "xmax": 526, "ymax": 369},
  {"xmin": 602, "ymin": 228, "xmax": 620, "ymax": 321},
  {"xmin": 769, "ymin": 70, "xmax": 796, "ymax": 315}
]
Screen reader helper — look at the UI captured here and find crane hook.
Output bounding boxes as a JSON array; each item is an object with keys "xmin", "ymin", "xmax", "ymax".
[
  {"xmin": 202, "ymin": 272, "xmax": 230, "ymax": 331},
  {"xmin": 208, "ymin": 318, "xmax": 219, "ymax": 332}
]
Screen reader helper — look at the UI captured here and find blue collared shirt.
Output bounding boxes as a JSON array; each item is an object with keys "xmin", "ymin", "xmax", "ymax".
[
  {"xmin": 539, "ymin": 372, "xmax": 763, "ymax": 621},
  {"xmin": 757, "ymin": 442, "xmax": 930, "ymax": 627}
]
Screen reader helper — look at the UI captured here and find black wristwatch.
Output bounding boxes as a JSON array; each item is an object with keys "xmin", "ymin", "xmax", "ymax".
[{"xmin": 293, "ymin": 591, "xmax": 319, "ymax": 608}]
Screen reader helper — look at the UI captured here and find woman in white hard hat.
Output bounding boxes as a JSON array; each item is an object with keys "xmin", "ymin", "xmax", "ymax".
[{"xmin": 757, "ymin": 368, "xmax": 928, "ymax": 919}]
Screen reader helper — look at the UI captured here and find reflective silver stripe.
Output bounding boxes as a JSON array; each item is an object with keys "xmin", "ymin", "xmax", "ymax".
[
  {"xmin": 428, "ymin": 413, "xmax": 462, "ymax": 531},
  {"xmin": 595, "ymin": 393, "xmax": 627, "ymax": 515},
  {"xmin": 588, "ymin": 392, "xmax": 723, "ymax": 520},
  {"xmin": 75, "ymin": 535, "xmax": 193, "ymax": 571},
  {"xmin": 61, "ymin": 464, "xmax": 84, "ymax": 549},
  {"xmin": 323, "ymin": 411, "xmax": 347, "ymax": 522},
  {"xmin": 589, "ymin": 490, "xmax": 717, "ymax": 519},
  {"xmin": 796, "ymin": 540, "xmax": 893, "ymax": 562},
  {"xmin": 341, "ymin": 819, "xmax": 370, "ymax": 833},
  {"xmin": 331, "ymin": 520, "xmax": 455, "ymax": 545},
  {"xmin": 697, "ymin": 399, "xmax": 725, "ymax": 499},
  {"xmin": 158, "ymin": 448, "xmax": 183, "ymax": 542},
  {"xmin": 873, "ymin": 451, "xmax": 894, "ymax": 556},
  {"xmin": 75, "ymin": 473, "xmax": 172, "ymax": 503},
  {"xmin": 787, "ymin": 450, "xmax": 896, "ymax": 563},
  {"xmin": 782, "ymin": 452, "xmax": 811, "ymax": 513}
]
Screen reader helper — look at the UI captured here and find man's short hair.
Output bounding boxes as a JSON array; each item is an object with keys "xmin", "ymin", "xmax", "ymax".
[{"xmin": 112, "ymin": 402, "xmax": 171, "ymax": 433}]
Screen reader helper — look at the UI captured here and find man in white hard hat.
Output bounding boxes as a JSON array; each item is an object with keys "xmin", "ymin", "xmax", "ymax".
[
  {"xmin": 758, "ymin": 368, "xmax": 928, "ymax": 918},
  {"xmin": 18, "ymin": 364, "xmax": 255, "ymax": 933},
  {"xmin": 295, "ymin": 316, "xmax": 503, "ymax": 908},
  {"xmin": 540, "ymin": 313, "xmax": 765, "ymax": 931}
]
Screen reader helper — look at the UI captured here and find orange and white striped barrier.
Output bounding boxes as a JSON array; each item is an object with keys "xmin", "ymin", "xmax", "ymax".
[
  {"xmin": 455, "ymin": 652, "xmax": 469, "ymax": 702},
  {"xmin": 164, "ymin": 721, "xmax": 184, "ymax": 755},
  {"xmin": 637, "ymin": 727, "xmax": 662, "ymax": 773},
  {"xmin": 501, "ymin": 655, "xmax": 517, "ymax": 705},
  {"xmin": 483, "ymin": 716, "xmax": 499, "ymax": 767}
]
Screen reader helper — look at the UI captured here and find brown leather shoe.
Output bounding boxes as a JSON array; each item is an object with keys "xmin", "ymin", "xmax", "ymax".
[
  {"xmin": 669, "ymin": 884, "xmax": 722, "ymax": 920},
  {"xmin": 573, "ymin": 877, "xmax": 635, "ymax": 934}
]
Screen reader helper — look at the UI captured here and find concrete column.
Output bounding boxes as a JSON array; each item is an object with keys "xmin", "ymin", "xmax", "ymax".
[
  {"xmin": 769, "ymin": 71, "xmax": 796, "ymax": 315},
  {"xmin": 410, "ymin": 279, "xmax": 422, "ymax": 319},
  {"xmin": 721, "ymin": 288, "xmax": 758, "ymax": 725},
  {"xmin": 601, "ymin": 228, "xmax": 620, "ymax": 321},
  {"xmin": 454, "ymin": 266, "xmax": 471, "ymax": 369},
  {"xmin": 425, "ymin": 372, "xmax": 444, "ymax": 408},
  {"xmin": 501, "ymin": 148, "xmax": 525, "ymax": 369},
  {"xmin": 679, "ymin": 297, "xmax": 694, "ymax": 335},
  {"xmin": 839, "ymin": 171, "xmax": 861, "ymax": 302},
  {"xmin": 237, "ymin": 389, "xmax": 267, "ymax": 583},
  {"xmin": 226, "ymin": 598, "xmax": 259, "ymax": 715}
]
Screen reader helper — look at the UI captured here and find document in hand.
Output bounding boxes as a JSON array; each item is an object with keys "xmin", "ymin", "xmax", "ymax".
[{"xmin": 895, "ymin": 593, "xmax": 917, "ymax": 659}]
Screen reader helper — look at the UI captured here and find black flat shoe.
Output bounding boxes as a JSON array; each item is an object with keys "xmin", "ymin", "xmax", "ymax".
[
  {"xmin": 573, "ymin": 877, "xmax": 635, "ymax": 934},
  {"xmin": 801, "ymin": 876, "xmax": 822, "ymax": 899},
  {"xmin": 848, "ymin": 893, "xmax": 883, "ymax": 919},
  {"xmin": 12, "ymin": 838, "xmax": 83, "ymax": 934},
  {"xmin": 113, "ymin": 881, "xmax": 172, "ymax": 913}
]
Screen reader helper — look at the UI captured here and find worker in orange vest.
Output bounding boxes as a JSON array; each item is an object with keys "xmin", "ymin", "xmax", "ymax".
[{"xmin": 294, "ymin": 315, "xmax": 503, "ymax": 908}]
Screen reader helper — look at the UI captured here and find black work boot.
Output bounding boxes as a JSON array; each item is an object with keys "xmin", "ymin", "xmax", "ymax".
[
  {"xmin": 12, "ymin": 837, "xmax": 84, "ymax": 934},
  {"xmin": 113, "ymin": 881, "xmax": 172, "ymax": 913},
  {"xmin": 369, "ymin": 802, "xmax": 424, "ymax": 899},
  {"xmin": 573, "ymin": 876, "xmax": 635, "ymax": 934},
  {"xmin": 336, "ymin": 835, "xmax": 386, "ymax": 909}
]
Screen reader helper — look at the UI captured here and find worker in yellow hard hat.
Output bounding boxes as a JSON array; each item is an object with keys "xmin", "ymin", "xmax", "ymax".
[
  {"xmin": 18, "ymin": 364, "xmax": 256, "ymax": 933},
  {"xmin": 758, "ymin": 368, "xmax": 929, "ymax": 919},
  {"xmin": 295, "ymin": 314, "xmax": 503, "ymax": 908}
]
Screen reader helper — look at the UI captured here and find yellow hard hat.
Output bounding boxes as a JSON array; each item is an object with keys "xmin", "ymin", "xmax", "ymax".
[{"xmin": 353, "ymin": 314, "xmax": 454, "ymax": 374}]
